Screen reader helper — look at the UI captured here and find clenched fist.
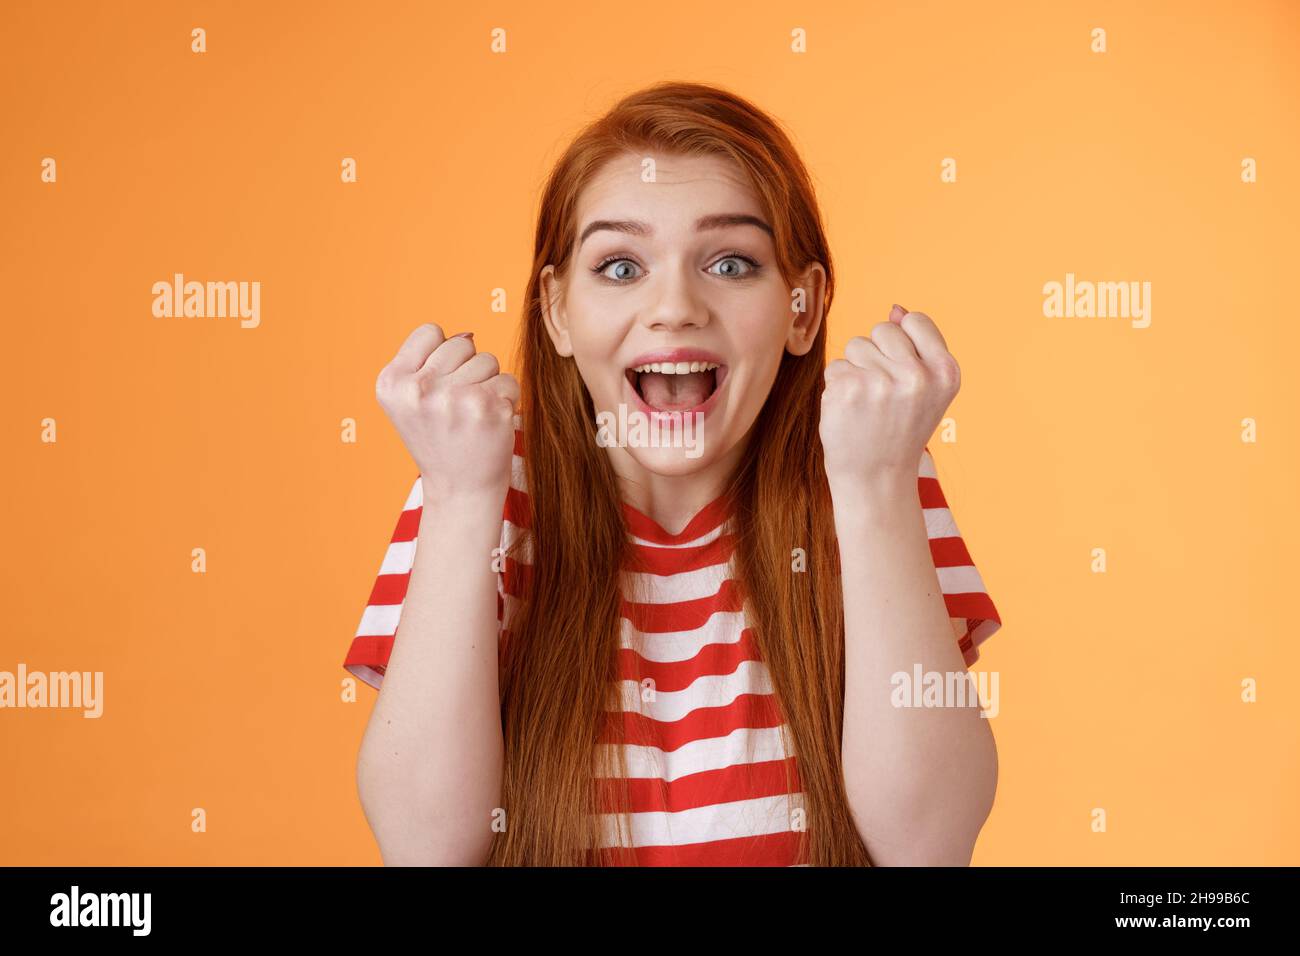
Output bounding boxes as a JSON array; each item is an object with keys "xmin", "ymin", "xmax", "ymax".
[
  {"xmin": 375, "ymin": 323, "xmax": 520, "ymax": 501},
  {"xmin": 819, "ymin": 305, "xmax": 961, "ymax": 486}
]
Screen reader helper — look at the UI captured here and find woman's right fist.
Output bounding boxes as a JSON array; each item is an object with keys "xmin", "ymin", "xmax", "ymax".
[{"xmin": 375, "ymin": 323, "xmax": 520, "ymax": 500}]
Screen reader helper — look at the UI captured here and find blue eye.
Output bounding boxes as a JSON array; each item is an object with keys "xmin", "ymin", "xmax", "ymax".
[
  {"xmin": 592, "ymin": 258, "xmax": 642, "ymax": 282},
  {"xmin": 708, "ymin": 253, "xmax": 761, "ymax": 278},
  {"xmin": 591, "ymin": 252, "xmax": 762, "ymax": 284}
]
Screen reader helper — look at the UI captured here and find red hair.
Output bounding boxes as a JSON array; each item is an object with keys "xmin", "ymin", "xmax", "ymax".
[{"xmin": 490, "ymin": 80, "xmax": 871, "ymax": 866}]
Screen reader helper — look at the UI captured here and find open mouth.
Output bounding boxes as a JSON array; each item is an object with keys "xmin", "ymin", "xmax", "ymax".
[{"xmin": 625, "ymin": 360, "xmax": 723, "ymax": 413}]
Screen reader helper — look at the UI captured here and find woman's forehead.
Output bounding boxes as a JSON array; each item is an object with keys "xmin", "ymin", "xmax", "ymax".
[{"xmin": 578, "ymin": 152, "xmax": 760, "ymax": 216}]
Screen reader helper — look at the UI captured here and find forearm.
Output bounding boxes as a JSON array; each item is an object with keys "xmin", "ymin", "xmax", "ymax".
[
  {"xmin": 356, "ymin": 487, "xmax": 505, "ymax": 866},
  {"xmin": 833, "ymin": 471, "xmax": 997, "ymax": 865}
]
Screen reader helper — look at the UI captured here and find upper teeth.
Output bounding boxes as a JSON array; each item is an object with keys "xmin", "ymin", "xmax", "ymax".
[{"xmin": 630, "ymin": 361, "xmax": 720, "ymax": 374}]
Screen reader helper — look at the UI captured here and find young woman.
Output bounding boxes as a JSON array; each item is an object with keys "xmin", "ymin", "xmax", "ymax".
[{"xmin": 344, "ymin": 81, "xmax": 1002, "ymax": 867}]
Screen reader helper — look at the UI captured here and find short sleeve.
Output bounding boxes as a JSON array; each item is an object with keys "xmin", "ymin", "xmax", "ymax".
[
  {"xmin": 919, "ymin": 446, "xmax": 1002, "ymax": 667},
  {"xmin": 342, "ymin": 474, "xmax": 427, "ymax": 690},
  {"xmin": 344, "ymin": 418, "xmax": 530, "ymax": 692},
  {"xmin": 342, "ymin": 475, "xmax": 515, "ymax": 691}
]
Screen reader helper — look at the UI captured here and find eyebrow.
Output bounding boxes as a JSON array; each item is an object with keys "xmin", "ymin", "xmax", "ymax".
[{"xmin": 577, "ymin": 213, "xmax": 774, "ymax": 248}]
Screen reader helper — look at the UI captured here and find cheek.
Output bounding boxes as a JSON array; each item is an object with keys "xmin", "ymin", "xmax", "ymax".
[
  {"xmin": 566, "ymin": 320, "xmax": 628, "ymax": 407},
  {"xmin": 722, "ymin": 318, "xmax": 792, "ymax": 425},
  {"xmin": 734, "ymin": 355, "xmax": 783, "ymax": 414},
  {"xmin": 731, "ymin": 301, "xmax": 794, "ymax": 379},
  {"xmin": 735, "ymin": 291, "xmax": 795, "ymax": 343},
  {"xmin": 567, "ymin": 313, "xmax": 625, "ymax": 370}
]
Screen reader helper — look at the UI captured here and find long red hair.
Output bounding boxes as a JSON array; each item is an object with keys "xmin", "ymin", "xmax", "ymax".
[{"xmin": 489, "ymin": 80, "xmax": 871, "ymax": 866}]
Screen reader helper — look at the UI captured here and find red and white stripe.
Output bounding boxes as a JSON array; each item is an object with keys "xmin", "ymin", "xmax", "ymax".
[{"xmin": 344, "ymin": 418, "xmax": 1001, "ymax": 865}]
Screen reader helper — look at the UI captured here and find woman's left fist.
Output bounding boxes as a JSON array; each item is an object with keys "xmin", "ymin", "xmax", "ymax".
[{"xmin": 819, "ymin": 305, "xmax": 961, "ymax": 485}]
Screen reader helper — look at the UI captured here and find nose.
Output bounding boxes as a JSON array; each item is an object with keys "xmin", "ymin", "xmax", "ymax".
[{"xmin": 640, "ymin": 262, "xmax": 710, "ymax": 333}]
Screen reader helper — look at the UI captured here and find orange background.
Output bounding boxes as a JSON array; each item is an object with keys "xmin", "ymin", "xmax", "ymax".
[{"xmin": 1, "ymin": 0, "xmax": 1297, "ymax": 865}]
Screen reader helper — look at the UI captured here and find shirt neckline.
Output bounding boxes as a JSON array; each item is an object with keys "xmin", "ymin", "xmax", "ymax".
[{"xmin": 620, "ymin": 489, "xmax": 735, "ymax": 545}]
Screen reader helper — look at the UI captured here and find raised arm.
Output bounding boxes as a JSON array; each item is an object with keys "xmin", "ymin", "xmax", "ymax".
[
  {"xmin": 355, "ymin": 324, "xmax": 519, "ymax": 866},
  {"xmin": 821, "ymin": 306, "xmax": 997, "ymax": 865}
]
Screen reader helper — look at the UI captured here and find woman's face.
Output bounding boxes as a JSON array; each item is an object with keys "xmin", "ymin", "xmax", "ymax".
[{"xmin": 540, "ymin": 151, "xmax": 824, "ymax": 480}]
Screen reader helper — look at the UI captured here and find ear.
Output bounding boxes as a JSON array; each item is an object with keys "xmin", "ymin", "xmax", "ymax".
[
  {"xmin": 785, "ymin": 261, "xmax": 826, "ymax": 357},
  {"xmin": 539, "ymin": 264, "xmax": 574, "ymax": 358}
]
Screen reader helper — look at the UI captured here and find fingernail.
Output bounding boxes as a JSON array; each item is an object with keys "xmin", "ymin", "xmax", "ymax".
[
  {"xmin": 889, "ymin": 304, "xmax": 907, "ymax": 322},
  {"xmin": 453, "ymin": 331, "xmax": 474, "ymax": 339}
]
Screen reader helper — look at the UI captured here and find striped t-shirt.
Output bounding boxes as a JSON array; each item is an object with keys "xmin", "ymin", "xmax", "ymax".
[{"xmin": 343, "ymin": 421, "xmax": 1002, "ymax": 866}]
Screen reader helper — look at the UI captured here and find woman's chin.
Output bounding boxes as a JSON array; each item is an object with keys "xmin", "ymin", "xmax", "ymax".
[{"xmin": 620, "ymin": 443, "xmax": 715, "ymax": 476}]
